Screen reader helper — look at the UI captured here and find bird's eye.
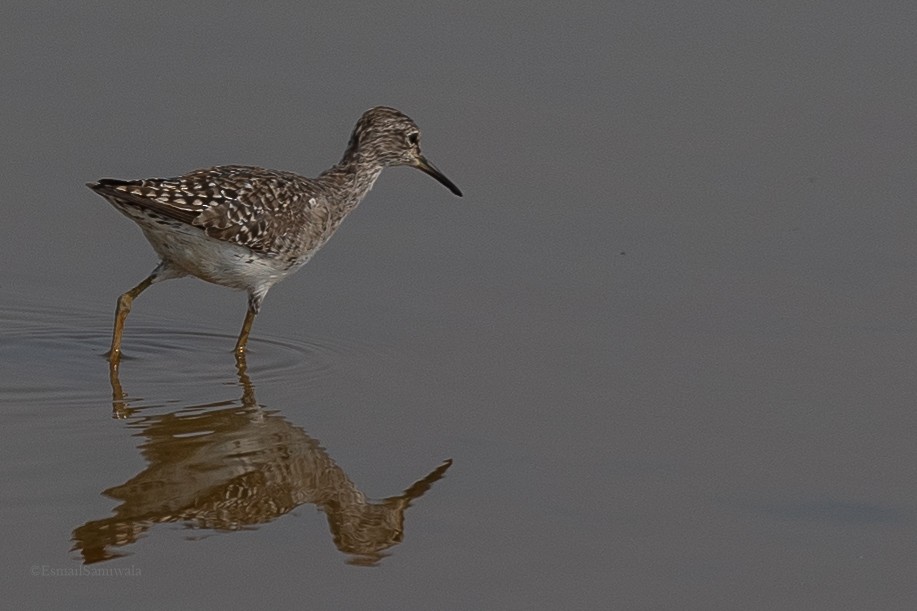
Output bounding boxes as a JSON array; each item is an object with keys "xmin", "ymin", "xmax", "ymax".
[{"xmin": 407, "ymin": 132, "xmax": 419, "ymax": 146}]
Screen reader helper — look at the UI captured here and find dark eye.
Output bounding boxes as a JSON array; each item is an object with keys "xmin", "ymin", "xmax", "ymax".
[{"xmin": 407, "ymin": 132, "xmax": 419, "ymax": 146}]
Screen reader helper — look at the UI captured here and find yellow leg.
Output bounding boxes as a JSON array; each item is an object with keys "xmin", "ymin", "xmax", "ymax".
[
  {"xmin": 234, "ymin": 303, "xmax": 257, "ymax": 355},
  {"xmin": 107, "ymin": 273, "xmax": 157, "ymax": 366}
]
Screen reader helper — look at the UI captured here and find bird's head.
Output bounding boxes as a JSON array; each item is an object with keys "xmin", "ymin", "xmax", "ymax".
[{"xmin": 346, "ymin": 106, "xmax": 462, "ymax": 196}]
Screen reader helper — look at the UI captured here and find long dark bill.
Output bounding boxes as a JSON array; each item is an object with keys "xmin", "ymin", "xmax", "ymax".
[{"xmin": 415, "ymin": 156, "xmax": 463, "ymax": 197}]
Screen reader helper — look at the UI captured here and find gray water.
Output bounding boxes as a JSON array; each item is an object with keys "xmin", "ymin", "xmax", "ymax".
[{"xmin": 4, "ymin": 3, "xmax": 917, "ymax": 609}]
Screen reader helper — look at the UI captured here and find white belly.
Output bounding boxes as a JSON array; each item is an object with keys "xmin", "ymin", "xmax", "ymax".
[{"xmin": 138, "ymin": 220, "xmax": 311, "ymax": 293}]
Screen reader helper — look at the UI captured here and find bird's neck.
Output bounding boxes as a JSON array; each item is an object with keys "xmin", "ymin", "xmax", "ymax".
[{"xmin": 316, "ymin": 152, "xmax": 384, "ymax": 212}]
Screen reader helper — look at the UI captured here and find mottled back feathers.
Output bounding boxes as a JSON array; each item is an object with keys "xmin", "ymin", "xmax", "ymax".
[{"xmin": 90, "ymin": 166, "xmax": 328, "ymax": 257}]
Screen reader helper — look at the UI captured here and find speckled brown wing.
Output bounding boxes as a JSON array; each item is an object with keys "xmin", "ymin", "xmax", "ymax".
[
  {"xmin": 91, "ymin": 165, "xmax": 326, "ymax": 257},
  {"xmin": 188, "ymin": 167, "xmax": 326, "ymax": 257}
]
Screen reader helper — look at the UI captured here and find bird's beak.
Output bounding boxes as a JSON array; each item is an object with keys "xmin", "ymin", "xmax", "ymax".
[{"xmin": 414, "ymin": 155, "xmax": 463, "ymax": 197}]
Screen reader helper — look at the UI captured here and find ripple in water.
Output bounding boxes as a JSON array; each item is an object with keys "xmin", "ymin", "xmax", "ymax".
[{"xmin": 0, "ymin": 292, "xmax": 383, "ymax": 410}]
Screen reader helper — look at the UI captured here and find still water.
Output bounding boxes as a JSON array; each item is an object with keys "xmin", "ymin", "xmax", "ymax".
[
  {"xmin": 5, "ymin": 3, "xmax": 917, "ymax": 609},
  {"xmin": 3, "ymin": 290, "xmax": 466, "ymax": 605}
]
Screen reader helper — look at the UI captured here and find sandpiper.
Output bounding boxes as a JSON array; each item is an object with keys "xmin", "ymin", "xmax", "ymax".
[{"xmin": 88, "ymin": 106, "xmax": 462, "ymax": 363}]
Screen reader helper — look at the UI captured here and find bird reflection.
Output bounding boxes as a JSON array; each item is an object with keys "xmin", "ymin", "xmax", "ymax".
[{"xmin": 73, "ymin": 356, "xmax": 452, "ymax": 566}]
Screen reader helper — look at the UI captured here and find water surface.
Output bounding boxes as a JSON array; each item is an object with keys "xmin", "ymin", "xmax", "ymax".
[{"xmin": 5, "ymin": 3, "xmax": 917, "ymax": 609}]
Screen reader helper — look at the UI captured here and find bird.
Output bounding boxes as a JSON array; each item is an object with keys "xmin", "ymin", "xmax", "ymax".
[{"xmin": 87, "ymin": 106, "xmax": 462, "ymax": 365}]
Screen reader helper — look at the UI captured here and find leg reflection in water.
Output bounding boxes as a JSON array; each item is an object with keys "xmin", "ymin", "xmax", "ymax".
[{"xmin": 75, "ymin": 355, "xmax": 452, "ymax": 566}]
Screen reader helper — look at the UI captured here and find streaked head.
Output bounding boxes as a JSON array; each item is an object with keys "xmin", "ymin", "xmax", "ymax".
[{"xmin": 346, "ymin": 106, "xmax": 462, "ymax": 196}]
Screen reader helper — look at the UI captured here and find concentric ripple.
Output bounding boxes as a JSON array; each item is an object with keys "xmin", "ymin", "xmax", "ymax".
[{"xmin": 0, "ymin": 291, "xmax": 383, "ymax": 411}]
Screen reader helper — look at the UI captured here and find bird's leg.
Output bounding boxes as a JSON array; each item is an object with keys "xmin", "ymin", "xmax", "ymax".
[
  {"xmin": 234, "ymin": 306, "xmax": 257, "ymax": 355},
  {"xmin": 107, "ymin": 274, "xmax": 156, "ymax": 366},
  {"xmin": 234, "ymin": 293, "xmax": 262, "ymax": 355}
]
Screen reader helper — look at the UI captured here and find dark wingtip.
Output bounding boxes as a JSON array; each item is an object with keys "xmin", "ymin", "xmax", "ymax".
[{"xmin": 87, "ymin": 178, "xmax": 131, "ymax": 192}]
